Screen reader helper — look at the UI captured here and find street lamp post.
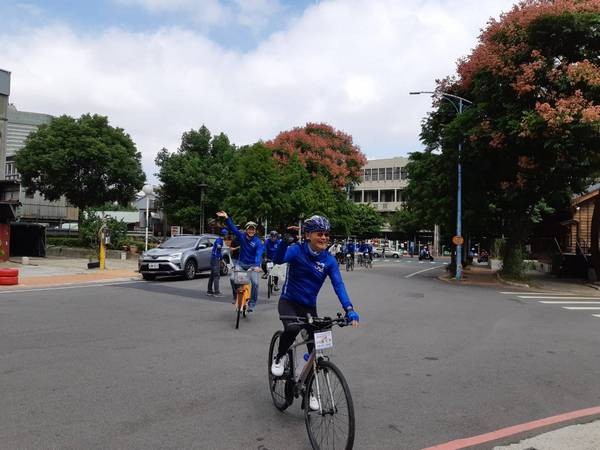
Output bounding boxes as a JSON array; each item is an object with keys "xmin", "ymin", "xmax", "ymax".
[
  {"xmin": 142, "ymin": 184, "xmax": 153, "ymax": 252},
  {"xmin": 199, "ymin": 183, "xmax": 207, "ymax": 235},
  {"xmin": 410, "ymin": 90, "xmax": 472, "ymax": 280}
]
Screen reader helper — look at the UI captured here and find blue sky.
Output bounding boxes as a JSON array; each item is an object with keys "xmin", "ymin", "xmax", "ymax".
[
  {"xmin": 4, "ymin": 0, "xmax": 314, "ymax": 50},
  {"xmin": 1, "ymin": 0, "xmax": 518, "ymax": 182}
]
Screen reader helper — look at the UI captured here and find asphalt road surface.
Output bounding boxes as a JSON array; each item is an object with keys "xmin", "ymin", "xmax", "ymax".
[{"xmin": 1, "ymin": 258, "xmax": 599, "ymax": 449}]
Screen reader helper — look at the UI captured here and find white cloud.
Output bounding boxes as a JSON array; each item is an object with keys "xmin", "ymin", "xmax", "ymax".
[{"xmin": 0, "ymin": 0, "xmax": 517, "ymax": 182}]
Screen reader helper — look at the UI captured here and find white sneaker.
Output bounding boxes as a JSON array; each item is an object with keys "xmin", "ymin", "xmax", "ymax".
[
  {"xmin": 271, "ymin": 355, "xmax": 287, "ymax": 377},
  {"xmin": 309, "ymin": 395, "xmax": 320, "ymax": 411}
]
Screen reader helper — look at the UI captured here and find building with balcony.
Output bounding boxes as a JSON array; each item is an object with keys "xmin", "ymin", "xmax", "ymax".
[
  {"xmin": 351, "ymin": 156, "xmax": 409, "ymax": 215},
  {"xmin": 3, "ymin": 102, "xmax": 78, "ymax": 224}
]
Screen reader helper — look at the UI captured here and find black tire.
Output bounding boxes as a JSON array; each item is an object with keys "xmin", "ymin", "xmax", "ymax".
[
  {"xmin": 393, "ymin": 254, "xmax": 400, "ymax": 258},
  {"xmin": 345, "ymin": 260, "xmax": 350, "ymax": 272},
  {"xmin": 235, "ymin": 307, "xmax": 241, "ymax": 329},
  {"xmin": 267, "ymin": 275, "xmax": 273, "ymax": 299},
  {"xmin": 268, "ymin": 331, "xmax": 292, "ymax": 411},
  {"xmin": 304, "ymin": 360, "xmax": 355, "ymax": 450},
  {"xmin": 142, "ymin": 273, "xmax": 156, "ymax": 281},
  {"xmin": 183, "ymin": 259, "xmax": 197, "ymax": 280}
]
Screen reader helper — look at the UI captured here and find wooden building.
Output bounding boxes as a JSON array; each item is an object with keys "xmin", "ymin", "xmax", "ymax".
[{"xmin": 560, "ymin": 184, "xmax": 599, "ymax": 255}]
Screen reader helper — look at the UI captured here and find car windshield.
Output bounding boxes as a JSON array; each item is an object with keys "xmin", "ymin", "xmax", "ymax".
[{"xmin": 159, "ymin": 237, "xmax": 198, "ymax": 249}]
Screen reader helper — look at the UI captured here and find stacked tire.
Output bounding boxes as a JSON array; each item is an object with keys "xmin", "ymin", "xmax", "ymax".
[{"xmin": 0, "ymin": 268, "xmax": 18, "ymax": 285}]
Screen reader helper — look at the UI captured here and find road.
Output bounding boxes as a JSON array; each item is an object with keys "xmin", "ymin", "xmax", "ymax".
[{"xmin": 1, "ymin": 258, "xmax": 600, "ymax": 449}]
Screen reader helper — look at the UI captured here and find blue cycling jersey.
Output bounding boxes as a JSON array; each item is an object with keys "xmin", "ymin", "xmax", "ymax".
[
  {"xmin": 225, "ymin": 218, "xmax": 263, "ymax": 266},
  {"xmin": 211, "ymin": 237, "xmax": 224, "ymax": 259},
  {"xmin": 264, "ymin": 238, "xmax": 281, "ymax": 260},
  {"xmin": 273, "ymin": 240, "xmax": 353, "ymax": 310},
  {"xmin": 347, "ymin": 243, "xmax": 356, "ymax": 253}
]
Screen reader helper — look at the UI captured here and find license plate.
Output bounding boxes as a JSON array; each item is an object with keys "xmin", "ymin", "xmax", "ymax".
[
  {"xmin": 149, "ymin": 263, "xmax": 159, "ymax": 269},
  {"xmin": 314, "ymin": 331, "xmax": 333, "ymax": 350}
]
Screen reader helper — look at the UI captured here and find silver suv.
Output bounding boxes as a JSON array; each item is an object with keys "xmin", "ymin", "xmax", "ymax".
[{"xmin": 138, "ymin": 234, "xmax": 231, "ymax": 281}]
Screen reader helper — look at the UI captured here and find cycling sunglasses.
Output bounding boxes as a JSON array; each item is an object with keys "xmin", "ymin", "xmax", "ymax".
[{"xmin": 312, "ymin": 231, "xmax": 330, "ymax": 237}]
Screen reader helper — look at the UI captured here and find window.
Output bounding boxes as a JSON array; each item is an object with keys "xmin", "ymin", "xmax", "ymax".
[
  {"xmin": 401, "ymin": 167, "xmax": 409, "ymax": 180},
  {"xmin": 379, "ymin": 168, "xmax": 385, "ymax": 180},
  {"xmin": 371, "ymin": 169, "xmax": 378, "ymax": 181},
  {"xmin": 363, "ymin": 169, "xmax": 371, "ymax": 181},
  {"xmin": 393, "ymin": 167, "xmax": 400, "ymax": 180},
  {"xmin": 380, "ymin": 190, "xmax": 395, "ymax": 202},
  {"xmin": 386, "ymin": 167, "xmax": 392, "ymax": 180},
  {"xmin": 364, "ymin": 190, "xmax": 379, "ymax": 203},
  {"xmin": 353, "ymin": 191, "xmax": 363, "ymax": 202},
  {"xmin": 396, "ymin": 189, "xmax": 404, "ymax": 202}
]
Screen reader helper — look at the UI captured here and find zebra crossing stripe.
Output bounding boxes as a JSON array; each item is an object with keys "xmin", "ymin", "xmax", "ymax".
[
  {"xmin": 500, "ymin": 291, "xmax": 573, "ymax": 295},
  {"xmin": 562, "ymin": 307, "xmax": 600, "ymax": 310},
  {"xmin": 539, "ymin": 301, "xmax": 600, "ymax": 304},
  {"xmin": 519, "ymin": 296, "xmax": 600, "ymax": 300}
]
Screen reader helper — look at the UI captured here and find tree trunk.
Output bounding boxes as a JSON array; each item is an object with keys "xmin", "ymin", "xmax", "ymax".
[{"xmin": 590, "ymin": 195, "xmax": 600, "ymax": 280}]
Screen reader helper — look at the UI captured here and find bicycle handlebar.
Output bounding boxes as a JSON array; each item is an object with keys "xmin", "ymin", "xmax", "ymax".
[{"xmin": 279, "ymin": 313, "xmax": 350, "ymax": 328}]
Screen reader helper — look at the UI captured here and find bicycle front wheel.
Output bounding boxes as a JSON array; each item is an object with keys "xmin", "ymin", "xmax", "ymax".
[
  {"xmin": 304, "ymin": 360, "xmax": 355, "ymax": 450},
  {"xmin": 268, "ymin": 331, "xmax": 292, "ymax": 411}
]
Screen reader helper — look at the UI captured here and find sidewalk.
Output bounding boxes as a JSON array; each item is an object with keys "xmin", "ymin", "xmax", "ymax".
[
  {"xmin": 0, "ymin": 256, "xmax": 140, "ymax": 289},
  {"xmin": 441, "ymin": 263, "xmax": 600, "ymax": 296}
]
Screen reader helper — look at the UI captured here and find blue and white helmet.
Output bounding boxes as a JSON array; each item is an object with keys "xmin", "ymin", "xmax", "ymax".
[{"xmin": 303, "ymin": 215, "xmax": 331, "ymax": 233}]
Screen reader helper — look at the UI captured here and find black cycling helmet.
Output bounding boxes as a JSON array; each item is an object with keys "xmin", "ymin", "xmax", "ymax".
[
  {"xmin": 303, "ymin": 215, "xmax": 331, "ymax": 233},
  {"xmin": 269, "ymin": 230, "xmax": 278, "ymax": 237}
]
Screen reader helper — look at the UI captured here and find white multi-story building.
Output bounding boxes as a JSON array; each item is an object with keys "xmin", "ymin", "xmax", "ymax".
[{"xmin": 351, "ymin": 157, "xmax": 409, "ymax": 213}]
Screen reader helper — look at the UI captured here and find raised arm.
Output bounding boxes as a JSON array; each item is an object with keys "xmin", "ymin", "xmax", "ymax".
[{"xmin": 216, "ymin": 211, "xmax": 244, "ymax": 242}]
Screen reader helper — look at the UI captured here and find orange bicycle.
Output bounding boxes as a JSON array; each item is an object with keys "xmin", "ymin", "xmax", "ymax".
[{"xmin": 232, "ymin": 267, "xmax": 252, "ymax": 329}]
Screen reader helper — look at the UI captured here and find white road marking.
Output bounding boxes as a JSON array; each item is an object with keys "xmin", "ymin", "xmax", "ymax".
[
  {"xmin": 519, "ymin": 296, "xmax": 600, "ymax": 300},
  {"xmin": 540, "ymin": 301, "xmax": 600, "ymax": 304},
  {"xmin": 562, "ymin": 307, "xmax": 600, "ymax": 310},
  {"xmin": 500, "ymin": 291, "xmax": 575, "ymax": 295},
  {"xmin": 593, "ymin": 315, "xmax": 600, "ymax": 318},
  {"xmin": 0, "ymin": 280, "xmax": 139, "ymax": 295},
  {"xmin": 405, "ymin": 265, "xmax": 446, "ymax": 278}
]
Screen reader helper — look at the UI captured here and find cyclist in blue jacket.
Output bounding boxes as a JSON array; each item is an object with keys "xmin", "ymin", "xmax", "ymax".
[
  {"xmin": 207, "ymin": 228, "xmax": 228, "ymax": 297},
  {"xmin": 262, "ymin": 230, "xmax": 282, "ymax": 291},
  {"xmin": 270, "ymin": 215, "xmax": 359, "ymax": 377},
  {"xmin": 216, "ymin": 211, "xmax": 263, "ymax": 311}
]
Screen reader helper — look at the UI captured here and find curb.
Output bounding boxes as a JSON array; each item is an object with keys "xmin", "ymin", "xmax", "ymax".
[{"xmin": 496, "ymin": 273, "xmax": 530, "ymax": 288}]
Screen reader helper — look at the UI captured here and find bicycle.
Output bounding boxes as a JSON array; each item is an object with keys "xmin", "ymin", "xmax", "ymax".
[
  {"xmin": 232, "ymin": 267, "xmax": 251, "ymax": 329},
  {"xmin": 268, "ymin": 313, "xmax": 355, "ymax": 450},
  {"xmin": 345, "ymin": 253, "xmax": 354, "ymax": 272},
  {"xmin": 363, "ymin": 252, "xmax": 372, "ymax": 269},
  {"xmin": 266, "ymin": 261, "xmax": 275, "ymax": 299}
]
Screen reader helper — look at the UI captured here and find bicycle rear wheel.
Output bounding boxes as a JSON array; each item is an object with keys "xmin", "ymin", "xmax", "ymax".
[
  {"xmin": 268, "ymin": 331, "xmax": 292, "ymax": 411},
  {"xmin": 267, "ymin": 275, "xmax": 273, "ymax": 298},
  {"xmin": 304, "ymin": 360, "xmax": 355, "ymax": 450}
]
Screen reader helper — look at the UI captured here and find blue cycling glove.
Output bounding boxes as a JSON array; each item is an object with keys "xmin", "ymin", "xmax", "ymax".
[{"xmin": 346, "ymin": 310, "xmax": 359, "ymax": 323}]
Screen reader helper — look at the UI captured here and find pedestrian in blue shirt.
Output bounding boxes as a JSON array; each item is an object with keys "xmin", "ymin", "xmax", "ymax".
[
  {"xmin": 270, "ymin": 215, "xmax": 359, "ymax": 378},
  {"xmin": 216, "ymin": 211, "xmax": 263, "ymax": 311},
  {"xmin": 207, "ymin": 228, "xmax": 228, "ymax": 297}
]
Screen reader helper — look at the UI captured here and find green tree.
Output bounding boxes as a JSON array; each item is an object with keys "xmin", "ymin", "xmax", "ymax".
[
  {"xmin": 351, "ymin": 203, "xmax": 384, "ymax": 237},
  {"xmin": 155, "ymin": 125, "xmax": 236, "ymax": 231},
  {"xmin": 416, "ymin": 0, "xmax": 600, "ymax": 278},
  {"xmin": 14, "ymin": 114, "xmax": 145, "ymax": 230}
]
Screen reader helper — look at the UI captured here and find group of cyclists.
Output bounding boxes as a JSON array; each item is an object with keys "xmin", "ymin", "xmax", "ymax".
[
  {"xmin": 329, "ymin": 239, "xmax": 375, "ymax": 267},
  {"xmin": 210, "ymin": 211, "xmax": 360, "ymax": 377}
]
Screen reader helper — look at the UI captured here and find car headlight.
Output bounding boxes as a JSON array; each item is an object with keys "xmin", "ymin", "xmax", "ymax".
[{"xmin": 169, "ymin": 253, "xmax": 182, "ymax": 260}]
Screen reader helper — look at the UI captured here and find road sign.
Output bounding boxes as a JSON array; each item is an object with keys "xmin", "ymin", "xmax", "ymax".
[
  {"xmin": 171, "ymin": 226, "xmax": 182, "ymax": 236},
  {"xmin": 452, "ymin": 235, "xmax": 464, "ymax": 246}
]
